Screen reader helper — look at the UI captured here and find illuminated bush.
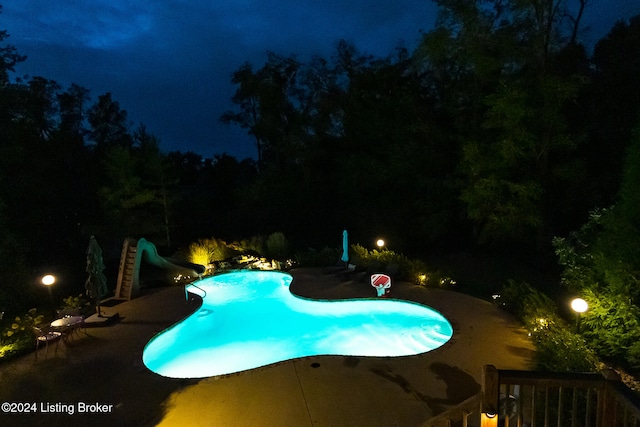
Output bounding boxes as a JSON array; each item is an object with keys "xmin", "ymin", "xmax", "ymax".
[
  {"xmin": 554, "ymin": 202, "xmax": 640, "ymax": 371},
  {"xmin": 58, "ymin": 294, "xmax": 90, "ymax": 316},
  {"xmin": 2, "ymin": 308, "xmax": 44, "ymax": 342},
  {"xmin": 349, "ymin": 244, "xmax": 445, "ymax": 286},
  {"xmin": 188, "ymin": 238, "xmax": 238, "ymax": 265},
  {"xmin": 0, "ymin": 308, "xmax": 46, "ymax": 361},
  {"xmin": 498, "ymin": 280, "xmax": 598, "ymax": 372},
  {"xmin": 579, "ymin": 288, "xmax": 640, "ymax": 365}
]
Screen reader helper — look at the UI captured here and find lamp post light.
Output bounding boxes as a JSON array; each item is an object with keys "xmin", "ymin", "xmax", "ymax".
[
  {"xmin": 41, "ymin": 274, "xmax": 56, "ymax": 305},
  {"xmin": 571, "ymin": 297, "xmax": 588, "ymax": 332},
  {"xmin": 376, "ymin": 239, "xmax": 385, "ymax": 251}
]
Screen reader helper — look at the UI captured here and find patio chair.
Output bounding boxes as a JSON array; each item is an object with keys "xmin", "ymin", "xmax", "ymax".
[{"xmin": 33, "ymin": 326, "xmax": 62, "ymax": 359}]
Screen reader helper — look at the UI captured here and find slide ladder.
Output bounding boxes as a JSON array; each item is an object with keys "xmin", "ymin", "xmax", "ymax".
[
  {"xmin": 113, "ymin": 238, "xmax": 205, "ymax": 301},
  {"xmin": 114, "ymin": 238, "xmax": 138, "ymax": 300}
]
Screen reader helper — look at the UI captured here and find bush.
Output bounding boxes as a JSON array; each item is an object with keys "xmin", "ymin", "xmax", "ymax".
[
  {"xmin": 532, "ymin": 325, "xmax": 599, "ymax": 372},
  {"xmin": 183, "ymin": 234, "xmax": 295, "ymax": 275},
  {"xmin": 235, "ymin": 235, "xmax": 265, "ymax": 255},
  {"xmin": 554, "ymin": 204, "xmax": 640, "ymax": 371},
  {"xmin": 265, "ymin": 232, "xmax": 289, "ymax": 259},
  {"xmin": 498, "ymin": 280, "xmax": 598, "ymax": 372},
  {"xmin": 0, "ymin": 308, "xmax": 46, "ymax": 361},
  {"xmin": 295, "ymin": 247, "xmax": 341, "ymax": 267},
  {"xmin": 187, "ymin": 238, "xmax": 240, "ymax": 265},
  {"xmin": 2, "ymin": 308, "xmax": 45, "ymax": 343},
  {"xmin": 349, "ymin": 244, "xmax": 446, "ymax": 286},
  {"xmin": 580, "ymin": 288, "xmax": 640, "ymax": 367}
]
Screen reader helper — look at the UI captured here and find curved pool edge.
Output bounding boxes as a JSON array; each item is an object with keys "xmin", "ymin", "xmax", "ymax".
[{"xmin": 143, "ymin": 269, "xmax": 454, "ymax": 379}]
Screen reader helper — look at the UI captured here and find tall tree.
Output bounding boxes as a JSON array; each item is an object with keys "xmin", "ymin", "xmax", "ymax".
[
  {"xmin": 222, "ymin": 53, "xmax": 303, "ymax": 169},
  {"xmin": 584, "ymin": 15, "xmax": 640, "ymax": 208},
  {"xmin": 95, "ymin": 124, "xmax": 174, "ymax": 248},
  {"xmin": 88, "ymin": 92, "xmax": 132, "ymax": 148},
  {"xmin": 221, "ymin": 63, "xmax": 265, "ymax": 164},
  {"xmin": 133, "ymin": 124, "xmax": 175, "ymax": 249},
  {"xmin": 57, "ymin": 83, "xmax": 89, "ymax": 140},
  {"xmin": 0, "ymin": 6, "xmax": 26, "ymax": 86},
  {"xmin": 417, "ymin": 0, "xmax": 591, "ymax": 249},
  {"xmin": 223, "ymin": 41, "xmax": 458, "ymax": 248}
]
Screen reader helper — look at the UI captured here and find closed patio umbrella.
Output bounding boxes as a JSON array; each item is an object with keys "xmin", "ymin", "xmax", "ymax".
[
  {"xmin": 341, "ymin": 230, "xmax": 349, "ymax": 267},
  {"xmin": 85, "ymin": 235, "xmax": 108, "ymax": 317}
]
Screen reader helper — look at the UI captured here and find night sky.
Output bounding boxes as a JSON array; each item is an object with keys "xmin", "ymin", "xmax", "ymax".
[{"xmin": 3, "ymin": 1, "xmax": 639, "ymax": 159}]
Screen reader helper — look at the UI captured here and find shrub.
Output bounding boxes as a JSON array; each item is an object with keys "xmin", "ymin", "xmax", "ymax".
[
  {"xmin": 349, "ymin": 244, "xmax": 445, "ymax": 286},
  {"xmin": 628, "ymin": 342, "xmax": 640, "ymax": 370},
  {"xmin": 349, "ymin": 244, "xmax": 371, "ymax": 266},
  {"xmin": 61, "ymin": 294, "xmax": 88, "ymax": 311},
  {"xmin": 2, "ymin": 308, "xmax": 45, "ymax": 343},
  {"xmin": 265, "ymin": 232, "xmax": 289, "ymax": 259},
  {"xmin": 498, "ymin": 280, "xmax": 598, "ymax": 372},
  {"xmin": 554, "ymin": 204, "xmax": 640, "ymax": 371},
  {"xmin": 0, "ymin": 308, "xmax": 47, "ymax": 361},
  {"xmin": 580, "ymin": 288, "xmax": 640, "ymax": 367},
  {"xmin": 56, "ymin": 294, "xmax": 90, "ymax": 317},
  {"xmin": 188, "ymin": 238, "xmax": 239, "ymax": 265},
  {"xmin": 184, "ymin": 234, "xmax": 295, "ymax": 274},
  {"xmin": 295, "ymin": 247, "xmax": 340, "ymax": 267},
  {"xmin": 532, "ymin": 324, "xmax": 599, "ymax": 372},
  {"xmin": 235, "ymin": 235, "xmax": 265, "ymax": 255}
]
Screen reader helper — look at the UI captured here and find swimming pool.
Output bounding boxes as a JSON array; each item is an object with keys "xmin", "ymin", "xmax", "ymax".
[{"xmin": 143, "ymin": 270, "xmax": 453, "ymax": 378}]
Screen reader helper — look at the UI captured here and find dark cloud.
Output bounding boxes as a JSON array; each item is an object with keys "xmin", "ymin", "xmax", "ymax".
[{"xmin": 2, "ymin": 1, "xmax": 639, "ymax": 158}]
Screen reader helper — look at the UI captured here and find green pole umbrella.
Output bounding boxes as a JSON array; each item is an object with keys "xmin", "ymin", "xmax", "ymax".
[
  {"xmin": 341, "ymin": 230, "xmax": 349, "ymax": 267},
  {"xmin": 85, "ymin": 236, "xmax": 108, "ymax": 317}
]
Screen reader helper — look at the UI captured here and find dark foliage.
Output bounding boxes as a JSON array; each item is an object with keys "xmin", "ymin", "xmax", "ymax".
[{"xmin": 1, "ymin": 3, "xmax": 639, "ymax": 328}]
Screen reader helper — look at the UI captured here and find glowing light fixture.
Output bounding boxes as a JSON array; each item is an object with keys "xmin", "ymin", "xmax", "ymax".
[
  {"xmin": 376, "ymin": 239, "xmax": 385, "ymax": 249},
  {"xmin": 571, "ymin": 297, "xmax": 588, "ymax": 332},
  {"xmin": 571, "ymin": 298, "xmax": 588, "ymax": 313},
  {"xmin": 417, "ymin": 274, "xmax": 427, "ymax": 286},
  {"xmin": 41, "ymin": 274, "xmax": 56, "ymax": 286},
  {"xmin": 481, "ymin": 412, "xmax": 498, "ymax": 426},
  {"xmin": 41, "ymin": 274, "xmax": 56, "ymax": 305}
]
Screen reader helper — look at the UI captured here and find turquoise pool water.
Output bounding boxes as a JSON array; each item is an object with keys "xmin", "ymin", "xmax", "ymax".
[{"xmin": 143, "ymin": 270, "xmax": 453, "ymax": 378}]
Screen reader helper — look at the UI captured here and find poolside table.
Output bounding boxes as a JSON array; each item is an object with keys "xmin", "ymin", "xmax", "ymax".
[{"xmin": 51, "ymin": 315, "xmax": 84, "ymax": 341}]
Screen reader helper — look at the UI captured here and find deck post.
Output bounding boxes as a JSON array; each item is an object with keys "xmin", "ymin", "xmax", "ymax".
[
  {"xmin": 482, "ymin": 365, "xmax": 499, "ymax": 426},
  {"xmin": 601, "ymin": 369, "xmax": 622, "ymax": 427}
]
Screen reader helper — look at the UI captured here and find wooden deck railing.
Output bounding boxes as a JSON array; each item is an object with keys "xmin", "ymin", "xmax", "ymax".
[
  {"xmin": 422, "ymin": 365, "xmax": 640, "ymax": 427},
  {"xmin": 422, "ymin": 393, "xmax": 482, "ymax": 427}
]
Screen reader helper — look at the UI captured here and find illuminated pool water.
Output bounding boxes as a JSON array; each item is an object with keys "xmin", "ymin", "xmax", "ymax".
[{"xmin": 143, "ymin": 270, "xmax": 453, "ymax": 378}]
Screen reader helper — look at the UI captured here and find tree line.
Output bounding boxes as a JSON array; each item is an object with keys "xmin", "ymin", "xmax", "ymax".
[
  {"xmin": 1, "ymin": 1, "xmax": 639, "ymax": 316},
  {"xmin": 222, "ymin": 2, "xmax": 640, "ymax": 256}
]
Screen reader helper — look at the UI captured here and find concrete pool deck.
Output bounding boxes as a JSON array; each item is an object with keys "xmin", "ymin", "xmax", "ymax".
[{"xmin": 0, "ymin": 267, "xmax": 534, "ymax": 426}]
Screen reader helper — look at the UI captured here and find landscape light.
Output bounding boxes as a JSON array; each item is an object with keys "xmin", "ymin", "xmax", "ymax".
[
  {"xmin": 571, "ymin": 298, "xmax": 588, "ymax": 313},
  {"xmin": 41, "ymin": 274, "xmax": 56, "ymax": 286},
  {"xmin": 481, "ymin": 411, "xmax": 498, "ymax": 427},
  {"xmin": 571, "ymin": 297, "xmax": 588, "ymax": 333},
  {"xmin": 41, "ymin": 274, "xmax": 56, "ymax": 305}
]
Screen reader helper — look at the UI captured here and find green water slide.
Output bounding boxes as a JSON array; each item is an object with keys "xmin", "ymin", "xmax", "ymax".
[{"xmin": 114, "ymin": 238, "xmax": 205, "ymax": 300}]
